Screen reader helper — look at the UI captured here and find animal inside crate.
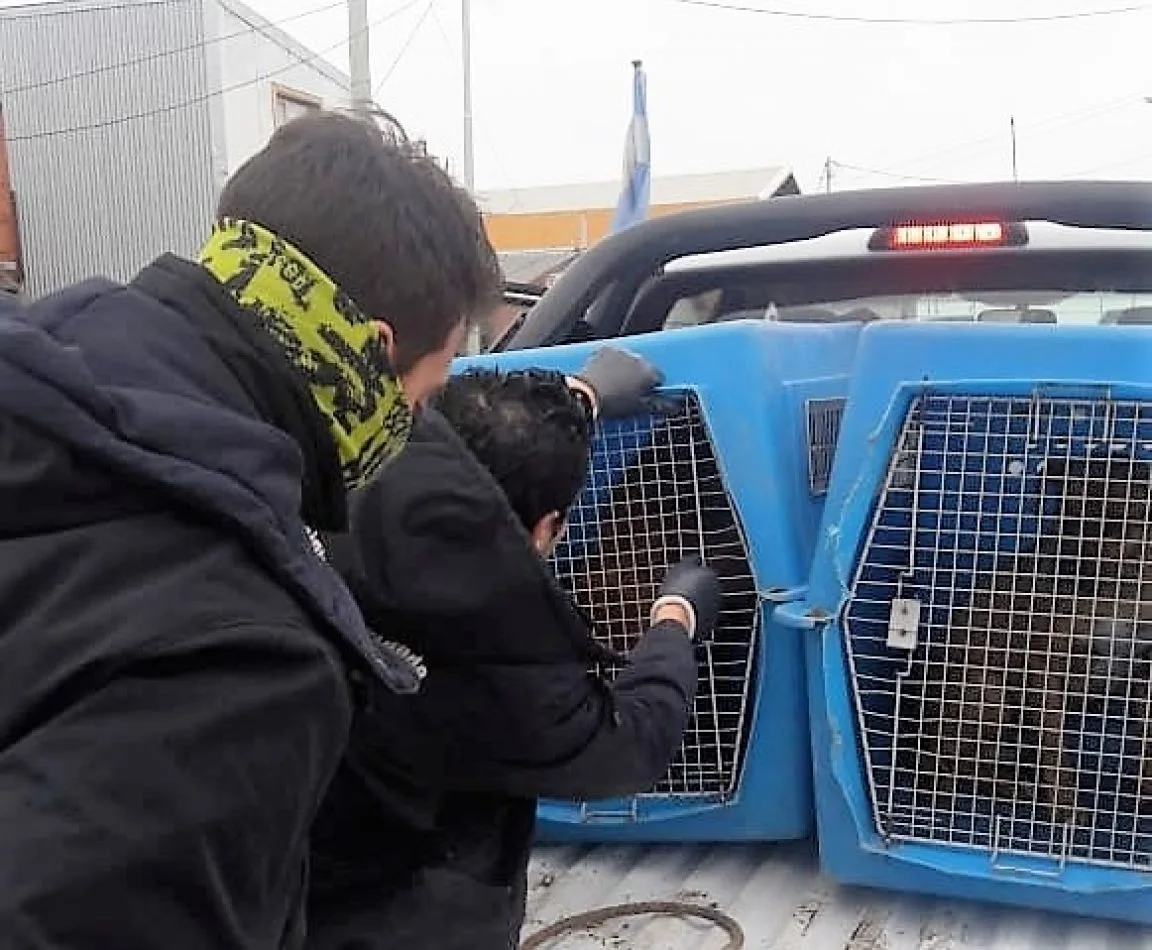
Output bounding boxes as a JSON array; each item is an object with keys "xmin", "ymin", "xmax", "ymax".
[
  {"xmin": 847, "ymin": 394, "xmax": 1152, "ymax": 871},
  {"xmin": 550, "ymin": 392, "xmax": 760, "ymax": 798}
]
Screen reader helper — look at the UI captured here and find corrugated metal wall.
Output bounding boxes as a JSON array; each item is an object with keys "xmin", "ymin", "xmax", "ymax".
[{"xmin": 0, "ymin": 0, "xmax": 216, "ymax": 297}]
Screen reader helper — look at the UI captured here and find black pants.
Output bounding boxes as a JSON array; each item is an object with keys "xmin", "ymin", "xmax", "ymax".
[
  {"xmin": 307, "ymin": 795, "xmax": 535, "ymax": 950},
  {"xmin": 307, "ymin": 857, "xmax": 529, "ymax": 950}
]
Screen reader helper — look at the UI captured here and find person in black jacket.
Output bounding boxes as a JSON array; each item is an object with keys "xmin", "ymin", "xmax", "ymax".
[
  {"xmin": 0, "ymin": 111, "xmax": 500, "ymax": 948},
  {"xmin": 308, "ymin": 365, "xmax": 720, "ymax": 950}
]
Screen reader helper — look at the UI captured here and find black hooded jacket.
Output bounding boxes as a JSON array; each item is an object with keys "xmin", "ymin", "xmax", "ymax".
[
  {"xmin": 0, "ymin": 257, "xmax": 407, "ymax": 949},
  {"xmin": 307, "ymin": 409, "xmax": 699, "ymax": 949}
]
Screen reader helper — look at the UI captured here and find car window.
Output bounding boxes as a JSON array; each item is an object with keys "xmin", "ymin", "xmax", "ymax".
[{"xmin": 661, "ymin": 288, "xmax": 1152, "ymax": 330}]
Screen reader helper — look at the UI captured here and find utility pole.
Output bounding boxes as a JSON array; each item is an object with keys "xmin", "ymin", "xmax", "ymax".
[
  {"xmin": 461, "ymin": 0, "xmax": 475, "ymax": 191},
  {"xmin": 1010, "ymin": 115, "xmax": 1018, "ymax": 182},
  {"xmin": 822, "ymin": 155, "xmax": 833, "ymax": 193},
  {"xmin": 348, "ymin": 0, "xmax": 373, "ymax": 119}
]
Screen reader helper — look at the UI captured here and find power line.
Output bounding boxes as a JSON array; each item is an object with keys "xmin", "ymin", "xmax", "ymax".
[
  {"xmin": 830, "ymin": 94, "xmax": 1152, "ymax": 186},
  {"xmin": 427, "ymin": 0, "xmax": 519, "ymax": 197},
  {"xmin": 428, "ymin": 6, "xmax": 458, "ymax": 67},
  {"xmin": 1, "ymin": 0, "xmax": 347, "ymax": 97},
  {"xmin": 670, "ymin": 0, "xmax": 1151, "ymax": 24},
  {"xmin": 227, "ymin": 0, "xmax": 350, "ymax": 79},
  {"xmin": 7, "ymin": 0, "xmax": 425, "ymax": 144},
  {"xmin": 8, "ymin": 0, "xmax": 413, "ymax": 136},
  {"xmin": 828, "ymin": 160, "xmax": 964, "ymax": 185},
  {"xmin": 815, "ymin": 94, "xmax": 1144, "ymax": 189},
  {"xmin": 1063, "ymin": 150, "xmax": 1152, "ymax": 176},
  {"xmin": 373, "ymin": 0, "xmax": 437, "ymax": 95},
  {"xmin": 0, "ymin": 0, "xmax": 190, "ymax": 19},
  {"xmin": 874, "ymin": 94, "xmax": 1140, "ymax": 174}
]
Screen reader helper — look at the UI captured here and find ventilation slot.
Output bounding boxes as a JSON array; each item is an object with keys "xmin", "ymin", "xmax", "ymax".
[{"xmin": 807, "ymin": 397, "xmax": 847, "ymax": 496}]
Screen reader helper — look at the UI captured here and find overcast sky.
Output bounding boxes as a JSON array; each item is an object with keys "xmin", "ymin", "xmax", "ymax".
[
  {"xmin": 250, "ymin": 0, "xmax": 1152, "ymax": 193},
  {"xmin": 10, "ymin": 0, "xmax": 1152, "ymax": 192}
]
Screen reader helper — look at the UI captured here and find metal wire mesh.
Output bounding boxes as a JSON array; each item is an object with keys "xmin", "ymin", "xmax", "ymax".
[
  {"xmin": 807, "ymin": 397, "xmax": 847, "ymax": 495},
  {"xmin": 846, "ymin": 393, "xmax": 1152, "ymax": 871},
  {"xmin": 550, "ymin": 393, "xmax": 759, "ymax": 797}
]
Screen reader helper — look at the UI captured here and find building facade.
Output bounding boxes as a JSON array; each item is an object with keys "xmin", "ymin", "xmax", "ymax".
[
  {"xmin": 0, "ymin": 0, "xmax": 372, "ymax": 297},
  {"xmin": 479, "ymin": 167, "xmax": 801, "ymax": 255},
  {"xmin": 465, "ymin": 168, "xmax": 800, "ymax": 352}
]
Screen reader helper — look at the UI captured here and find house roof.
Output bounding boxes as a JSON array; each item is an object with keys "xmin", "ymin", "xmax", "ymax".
[{"xmin": 480, "ymin": 167, "xmax": 799, "ymax": 216}]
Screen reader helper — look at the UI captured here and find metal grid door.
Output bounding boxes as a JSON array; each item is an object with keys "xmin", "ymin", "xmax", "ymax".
[
  {"xmin": 845, "ymin": 393, "xmax": 1152, "ymax": 871},
  {"xmin": 551, "ymin": 392, "xmax": 760, "ymax": 797}
]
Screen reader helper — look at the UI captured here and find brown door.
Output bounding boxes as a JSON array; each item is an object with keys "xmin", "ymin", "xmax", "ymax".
[{"xmin": 0, "ymin": 105, "xmax": 23, "ymax": 291}]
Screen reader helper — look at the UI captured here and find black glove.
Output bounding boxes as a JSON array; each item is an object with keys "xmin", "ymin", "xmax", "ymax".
[
  {"xmin": 650, "ymin": 555, "xmax": 721, "ymax": 644},
  {"xmin": 573, "ymin": 346, "xmax": 665, "ymax": 419}
]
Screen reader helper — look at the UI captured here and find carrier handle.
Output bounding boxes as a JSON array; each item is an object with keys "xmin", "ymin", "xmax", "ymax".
[{"xmin": 578, "ymin": 798, "xmax": 640, "ymax": 823}]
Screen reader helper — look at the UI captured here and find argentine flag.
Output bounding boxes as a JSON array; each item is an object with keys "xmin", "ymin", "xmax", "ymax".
[{"xmin": 610, "ymin": 60, "xmax": 651, "ymax": 234}]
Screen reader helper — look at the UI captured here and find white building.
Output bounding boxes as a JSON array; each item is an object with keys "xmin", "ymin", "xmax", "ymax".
[
  {"xmin": 207, "ymin": 0, "xmax": 353, "ymax": 187},
  {"xmin": 0, "ymin": 0, "xmax": 389, "ymax": 296}
]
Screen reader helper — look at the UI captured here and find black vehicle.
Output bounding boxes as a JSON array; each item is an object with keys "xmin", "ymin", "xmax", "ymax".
[{"xmin": 496, "ymin": 180, "xmax": 1152, "ymax": 352}]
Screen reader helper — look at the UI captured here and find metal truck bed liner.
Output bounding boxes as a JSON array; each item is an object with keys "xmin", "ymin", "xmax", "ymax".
[{"xmin": 524, "ymin": 841, "xmax": 1152, "ymax": 948}]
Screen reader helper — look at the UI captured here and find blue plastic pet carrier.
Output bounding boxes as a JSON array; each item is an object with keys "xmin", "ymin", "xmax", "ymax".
[
  {"xmin": 459, "ymin": 319, "xmax": 861, "ymax": 842},
  {"xmin": 779, "ymin": 321, "xmax": 1152, "ymax": 923}
]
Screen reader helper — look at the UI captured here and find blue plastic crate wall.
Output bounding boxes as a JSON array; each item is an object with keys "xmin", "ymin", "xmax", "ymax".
[
  {"xmin": 844, "ymin": 392, "xmax": 1151, "ymax": 870},
  {"xmin": 550, "ymin": 392, "xmax": 760, "ymax": 797}
]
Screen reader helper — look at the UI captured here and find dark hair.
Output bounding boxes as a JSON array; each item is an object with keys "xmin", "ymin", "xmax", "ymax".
[
  {"xmin": 217, "ymin": 111, "xmax": 500, "ymax": 373},
  {"xmin": 434, "ymin": 369, "xmax": 592, "ymax": 529}
]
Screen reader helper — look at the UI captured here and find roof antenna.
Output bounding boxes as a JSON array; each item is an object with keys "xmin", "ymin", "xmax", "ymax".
[{"xmin": 1010, "ymin": 116, "xmax": 1018, "ymax": 182}]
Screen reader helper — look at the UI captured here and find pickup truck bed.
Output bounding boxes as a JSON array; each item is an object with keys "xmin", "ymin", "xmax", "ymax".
[
  {"xmin": 510, "ymin": 185, "xmax": 1152, "ymax": 948},
  {"xmin": 524, "ymin": 841, "xmax": 1152, "ymax": 949}
]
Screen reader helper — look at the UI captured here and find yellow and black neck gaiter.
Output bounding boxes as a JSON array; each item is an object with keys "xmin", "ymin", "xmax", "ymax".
[{"xmin": 199, "ymin": 218, "xmax": 413, "ymax": 490}]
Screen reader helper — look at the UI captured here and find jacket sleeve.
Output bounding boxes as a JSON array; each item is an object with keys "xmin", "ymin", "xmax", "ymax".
[
  {"xmin": 0, "ymin": 621, "xmax": 349, "ymax": 950},
  {"xmin": 435, "ymin": 619, "xmax": 699, "ymax": 801}
]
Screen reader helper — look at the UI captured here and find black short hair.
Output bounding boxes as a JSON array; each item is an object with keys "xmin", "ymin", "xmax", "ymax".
[
  {"xmin": 434, "ymin": 369, "xmax": 592, "ymax": 529},
  {"xmin": 217, "ymin": 111, "xmax": 500, "ymax": 373}
]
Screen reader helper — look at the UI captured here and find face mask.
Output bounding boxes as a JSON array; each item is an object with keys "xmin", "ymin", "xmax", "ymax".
[{"xmin": 200, "ymin": 218, "xmax": 413, "ymax": 488}]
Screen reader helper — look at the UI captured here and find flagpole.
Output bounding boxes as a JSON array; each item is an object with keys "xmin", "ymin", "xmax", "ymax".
[
  {"xmin": 461, "ymin": 0, "xmax": 475, "ymax": 191},
  {"xmin": 347, "ymin": 0, "xmax": 372, "ymax": 119}
]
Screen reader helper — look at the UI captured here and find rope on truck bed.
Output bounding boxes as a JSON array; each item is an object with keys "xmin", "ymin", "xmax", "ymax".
[{"xmin": 519, "ymin": 899, "xmax": 745, "ymax": 949}]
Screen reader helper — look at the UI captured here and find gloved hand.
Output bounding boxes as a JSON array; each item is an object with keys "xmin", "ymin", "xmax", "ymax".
[
  {"xmin": 570, "ymin": 346, "xmax": 665, "ymax": 419},
  {"xmin": 650, "ymin": 555, "xmax": 721, "ymax": 644}
]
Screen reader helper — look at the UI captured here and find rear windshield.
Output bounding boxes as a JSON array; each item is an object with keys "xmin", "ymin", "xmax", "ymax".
[
  {"xmin": 666, "ymin": 289, "xmax": 1152, "ymax": 328},
  {"xmin": 658, "ymin": 249, "xmax": 1152, "ymax": 331}
]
